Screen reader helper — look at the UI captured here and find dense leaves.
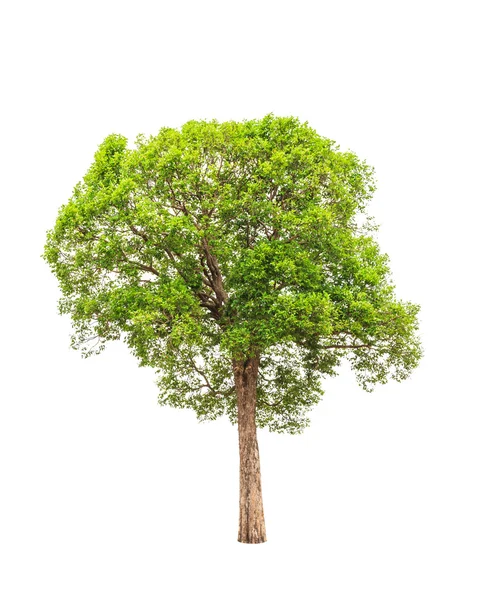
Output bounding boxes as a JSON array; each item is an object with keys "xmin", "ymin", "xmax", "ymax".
[{"xmin": 43, "ymin": 115, "xmax": 422, "ymax": 433}]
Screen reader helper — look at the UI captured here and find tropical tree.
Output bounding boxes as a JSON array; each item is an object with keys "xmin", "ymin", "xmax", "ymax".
[{"xmin": 43, "ymin": 115, "xmax": 422, "ymax": 543}]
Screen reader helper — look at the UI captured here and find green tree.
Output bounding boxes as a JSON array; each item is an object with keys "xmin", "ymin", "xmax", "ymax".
[{"xmin": 43, "ymin": 115, "xmax": 422, "ymax": 543}]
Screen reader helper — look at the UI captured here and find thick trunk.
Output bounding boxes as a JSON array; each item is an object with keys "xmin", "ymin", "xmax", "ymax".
[{"xmin": 233, "ymin": 356, "xmax": 267, "ymax": 544}]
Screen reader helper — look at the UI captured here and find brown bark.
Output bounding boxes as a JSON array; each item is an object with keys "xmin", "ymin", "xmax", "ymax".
[{"xmin": 233, "ymin": 356, "xmax": 267, "ymax": 544}]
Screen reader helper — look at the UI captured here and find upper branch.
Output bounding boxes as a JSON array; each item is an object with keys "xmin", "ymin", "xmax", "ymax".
[{"xmin": 201, "ymin": 238, "xmax": 228, "ymax": 306}]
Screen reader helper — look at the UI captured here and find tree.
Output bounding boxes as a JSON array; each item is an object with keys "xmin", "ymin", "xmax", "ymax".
[{"xmin": 43, "ymin": 115, "xmax": 422, "ymax": 544}]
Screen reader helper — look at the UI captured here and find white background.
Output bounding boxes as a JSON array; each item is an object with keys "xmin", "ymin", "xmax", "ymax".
[{"xmin": 1, "ymin": 1, "xmax": 477, "ymax": 598}]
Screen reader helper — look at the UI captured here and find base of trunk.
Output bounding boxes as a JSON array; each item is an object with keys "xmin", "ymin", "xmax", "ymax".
[{"xmin": 238, "ymin": 531, "xmax": 267, "ymax": 544}]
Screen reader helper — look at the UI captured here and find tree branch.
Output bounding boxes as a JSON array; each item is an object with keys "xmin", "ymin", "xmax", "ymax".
[
  {"xmin": 318, "ymin": 343, "xmax": 373, "ymax": 350},
  {"xmin": 201, "ymin": 238, "xmax": 228, "ymax": 306},
  {"xmin": 129, "ymin": 223, "xmax": 149, "ymax": 242},
  {"xmin": 119, "ymin": 248, "xmax": 160, "ymax": 276},
  {"xmin": 187, "ymin": 357, "xmax": 234, "ymax": 397}
]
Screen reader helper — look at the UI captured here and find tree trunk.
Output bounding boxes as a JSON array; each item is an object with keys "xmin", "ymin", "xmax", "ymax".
[{"xmin": 233, "ymin": 356, "xmax": 267, "ymax": 544}]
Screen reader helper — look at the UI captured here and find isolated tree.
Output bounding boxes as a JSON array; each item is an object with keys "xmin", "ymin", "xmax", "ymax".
[{"xmin": 43, "ymin": 115, "xmax": 422, "ymax": 543}]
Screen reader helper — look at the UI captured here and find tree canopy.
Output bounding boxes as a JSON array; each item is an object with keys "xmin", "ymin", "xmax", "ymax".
[{"xmin": 43, "ymin": 115, "xmax": 422, "ymax": 433}]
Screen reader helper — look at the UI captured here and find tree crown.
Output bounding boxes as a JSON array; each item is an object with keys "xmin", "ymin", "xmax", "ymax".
[{"xmin": 43, "ymin": 115, "xmax": 422, "ymax": 433}]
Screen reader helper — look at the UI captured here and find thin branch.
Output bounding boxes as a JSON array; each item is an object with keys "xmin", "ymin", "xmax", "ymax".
[
  {"xmin": 129, "ymin": 224, "xmax": 149, "ymax": 242},
  {"xmin": 119, "ymin": 248, "xmax": 160, "ymax": 276},
  {"xmin": 216, "ymin": 155, "xmax": 224, "ymax": 178},
  {"xmin": 189, "ymin": 384, "xmax": 236, "ymax": 398},
  {"xmin": 187, "ymin": 357, "xmax": 235, "ymax": 397},
  {"xmin": 317, "ymin": 343, "xmax": 373, "ymax": 350},
  {"xmin": 258, "ymin": 396, "xmax": 284, "ymax": 408},
  {"xmin": 165, "ymin": 180, "xmax": 178, "ymax": 206}
]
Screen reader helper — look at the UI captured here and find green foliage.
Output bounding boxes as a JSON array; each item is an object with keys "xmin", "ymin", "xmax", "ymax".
[{"xmin": 43, "ymin": 115, "xmax": 422, "ymax": 434}]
